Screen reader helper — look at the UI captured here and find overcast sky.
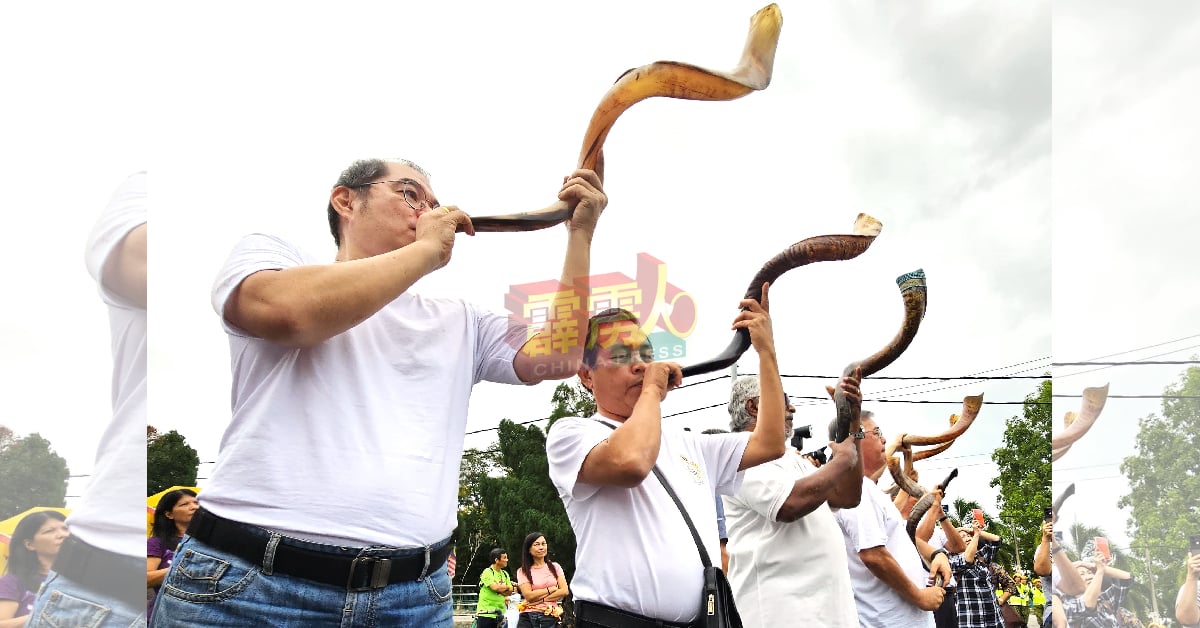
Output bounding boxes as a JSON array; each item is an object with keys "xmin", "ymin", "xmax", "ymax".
[
  {"xmin": 0, "ymin": 1, "xmax": 1089, "ymax": 548},
  {"xmin": 1052, "ymin": 0, "xmax": 1200, "ymax": 552}
]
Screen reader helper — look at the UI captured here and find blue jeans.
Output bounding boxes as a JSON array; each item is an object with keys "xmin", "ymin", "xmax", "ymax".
[
  {"xmin": 149, "ymin": 535, "xmax": 453, "ymax": 627},
  {"xmin": 27, "ymin": 571, "xmax": 146, "ymax": 628}
]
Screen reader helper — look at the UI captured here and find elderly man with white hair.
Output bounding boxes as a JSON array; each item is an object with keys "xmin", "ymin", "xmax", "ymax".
[{"xmin": 721, "ymin": 372, "xmax": 866, "ymax": 627}]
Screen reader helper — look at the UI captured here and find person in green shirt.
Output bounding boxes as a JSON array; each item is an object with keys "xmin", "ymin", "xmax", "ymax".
[{"xmin": 477, "ymin": 548, "xmax": 516, "ymax": 628}]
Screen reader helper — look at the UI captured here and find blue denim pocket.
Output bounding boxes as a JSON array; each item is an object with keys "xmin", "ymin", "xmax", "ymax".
[
  {"xmin": 162, "ymin": 546, "xmax": 258, "ymax": 603},
  {"xmin": 31, "ymin": 583, "xmax": 112, "ymax": 628},
  {"xmin": 424, "ymin": 566, "xmax": 452, "ymax": 605}
]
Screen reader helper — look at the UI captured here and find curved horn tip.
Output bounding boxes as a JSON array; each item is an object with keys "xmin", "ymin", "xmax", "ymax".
[
  {"xmin": 895, "ymin": 268, "xmax": 927, "ymax": 287},
  {"xmin": 852, "ymin": 213, "xmax": 883, "ymax": 236}
]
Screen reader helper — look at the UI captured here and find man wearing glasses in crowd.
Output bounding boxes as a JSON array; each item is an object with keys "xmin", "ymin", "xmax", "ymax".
[
  {"xmin": 150, "ymin": 158, "xmax": 606, "ymax": 626},
  {"xmin": 721, "ymin": 374, "xmax": 865, "ymax": 627},
  {"xmin": 834, "ymin": 411, "xmax": 953, "ymax": 628}
]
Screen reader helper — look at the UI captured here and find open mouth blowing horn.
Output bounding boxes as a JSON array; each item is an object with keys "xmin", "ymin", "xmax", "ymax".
[
  {"xmin": 680, "ymin": 214, "xmax": 882, "ymax": 378},
  {"xmin": 471, "ymin": 4, "xmax": 783, "ymax": 232},
  {"xmin": 830, "ymin": 269, "xmax": 928, "ymax": 443}
]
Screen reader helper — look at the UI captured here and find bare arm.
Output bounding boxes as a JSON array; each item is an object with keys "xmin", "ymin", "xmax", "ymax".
[
  {"xmin": 513, "ymin": 167, "xmax": 605, "ymax": 383},
  {"xmin": 914, "ymin": 489, "xmax": 945, "ymax": 543},
  {"xmin": 1082, "ymin": 563, "xmax": 1106, "ymax": 609},
  {"xmin": 576, "ymin": 362, "xmax": 681, "ymax": 488},
  {"xmin": 737, "ymin": 284, "xmax": 788, "ymax": 470},
  {"xmin": 860, "ymin": 546, "xmax": 944, "ymax": 611},
  {"xmin": 225, "ymin": 235, "xmax": 449, "ymax": 348},
  {"xmin": 1053, "ymin": 541, "xmax": 1087, "ymax": 595},
  {"xmin": 963, "ymin": 528, "xmax": 983, "ymax": 564},
  {"xmin": 1176, "ymin": 553, "xmax": 1200, "ymax": 625},
  {"xmin": 147, "ymin": 556, "xmax": 169, "ymax": 587},
  {"xmin": 545, "ymin": 569, "xmax": 570, "ymax": 603},
  {"xmin": 0, "ymin": 601, "xmax": 17, "ymax": 621},
  {"xmin": 1052, "ymin": 595, "xmax": 1066, "ymax": 628},
  {"xmin": 0, "ymin": 616, "xmax": 27, "ymax": 628},
  {"xmin": 102, "ymin": 222, "xmax": 147, "ymax": 308},
  {"xmin": 1033, "ymin": 521, "xmax": 1053, "ymax": 576}
]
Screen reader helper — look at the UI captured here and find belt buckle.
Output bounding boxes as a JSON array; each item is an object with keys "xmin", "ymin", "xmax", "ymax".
[{"xmin": 346, "ymin": 556, "xmax": 392, "ymax": 591}]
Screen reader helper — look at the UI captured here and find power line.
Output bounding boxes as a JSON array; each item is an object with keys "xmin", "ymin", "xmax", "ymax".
[
  {"xmin": 1082, "ymin": 334, "xmax": 1200, "ymax": 361},
  {"xmin": 1055, "ymin": 343, "xmax": 1200, "ymax": 380},
  {"xmin": 1051, "ymin": 394, "xmax": 1200, "ymax": 400},
  {"xmin": 1053, "ymin": 360, "xmax": 1200, "ymax": 366}
]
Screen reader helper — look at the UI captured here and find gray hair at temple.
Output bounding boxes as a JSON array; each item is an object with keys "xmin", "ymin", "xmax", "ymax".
[
  {"xmin": 727, "ymin": 376, "xmax": 761, "ymax": 432},
  {"xmin": 829, "ymin": 409, "xmax": 875, "ymax": 441},
  {"xmin": 326, "ymin": 158, "xmax": 432, "ymax": 247}
]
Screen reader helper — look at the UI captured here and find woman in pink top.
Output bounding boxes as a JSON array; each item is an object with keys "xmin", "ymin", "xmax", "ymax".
[{"xmin": 515, "ymin": 532, "xmax": 569, "ymax": 628}]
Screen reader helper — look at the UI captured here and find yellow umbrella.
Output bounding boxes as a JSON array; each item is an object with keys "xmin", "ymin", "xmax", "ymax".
[
  {"xmin": 0, "ymin": 507, "xmax": 71, "ymax": 574},
  {"xmin": 147, "ymin": 486, "xmax": 201, "ymax": 537}
]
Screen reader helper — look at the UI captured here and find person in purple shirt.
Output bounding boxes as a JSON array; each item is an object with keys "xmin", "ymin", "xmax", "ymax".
[
  {"xmin": 0, "ymin": 511, "xmax": 69, "ymax": 627},
  {"xmin": 146, "ymin": 489, "xmax": 198, "ymax": 619}
]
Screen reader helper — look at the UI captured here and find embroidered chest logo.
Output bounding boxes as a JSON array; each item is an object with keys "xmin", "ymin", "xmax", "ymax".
[{"xmin": 680, "ymin": 455, "xmax": 704, "ymax": 485}]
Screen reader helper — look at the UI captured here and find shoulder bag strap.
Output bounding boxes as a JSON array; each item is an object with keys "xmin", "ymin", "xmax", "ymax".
[{"xmin": 597, "ymin": 420, "xmax": 712, "ymax": 568}]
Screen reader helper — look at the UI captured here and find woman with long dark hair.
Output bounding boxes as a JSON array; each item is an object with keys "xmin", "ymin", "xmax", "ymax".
[
  {"xmin": 146, "ymin": 489, "xmax": 198, "ymax": 619},
  {"xmin": 515, "ymin": 532, "xmax": 568, "ymax": 628},
  {"xmin": 0, "ymin": 510, "xmax": 69, "ymax": 626}
]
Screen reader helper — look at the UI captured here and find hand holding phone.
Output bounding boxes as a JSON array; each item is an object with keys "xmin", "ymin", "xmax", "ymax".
[
  {"xmin": 1189, "ymin": 534, "xmax": 1200, "ymax": 555},
  {"xmin": 972, "ymin": 509, "xmax": 985, "ymax": 529},
  {"xmin": 1043, "ymin": 506, "xmax": 1054, "ymax": 523},
  {"xmin": 1094, "ymin": 537, "xmax": 1111, "ymax": 563}
]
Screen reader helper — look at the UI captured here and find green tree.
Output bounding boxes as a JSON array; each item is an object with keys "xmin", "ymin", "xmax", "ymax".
[
  {"xmin": 0, "ymin": 432, "xmax": 69, "ymax": 519},
  {"xmin": 990, "ymin": 378, "xmax": 1052, "ymax": 577},
  {"xmin": 949, "ymin": 498, "xmax": 1019, "ymax": 572},
  {"xmin": 1062, "ymin": 521, "xmax": 1154, "ymax": 620},
  {"xmin": 454, "ymin": 446, "xmax": 502, "ymax": 587},
  {"xmin": 1118, "ymin": 364, "xmax": 1200, "ymax": 619},
  {"xmin": 146, "ymin": 428, "xmax": 200, "ymax": 494},
  {"xmin": 469, "ymin": 382, "xmax": 595, "ymax": 625}
]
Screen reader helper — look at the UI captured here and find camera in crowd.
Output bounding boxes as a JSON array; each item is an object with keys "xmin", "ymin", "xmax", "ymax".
[{"xmin": 791, "ymin": 424, "xmax": 828, "ymax": 466}]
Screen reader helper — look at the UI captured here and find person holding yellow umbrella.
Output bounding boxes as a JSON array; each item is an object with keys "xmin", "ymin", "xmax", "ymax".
[
  {"xmin": 147, "ymin": 489, "xmax": 198, "ymax": 620},
  {"xmin": 0, "ymin": 511, "xmax": 69, "ymax": 627}
]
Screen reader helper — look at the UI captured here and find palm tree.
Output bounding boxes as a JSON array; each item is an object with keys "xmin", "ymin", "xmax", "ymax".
[
  {"xmin": 949, "ymin": 498, "xmax": 1020, "ymax": 572},
  {"xmin": 1063, "ymin": 521, "xmax": 1155, "ymax": 622}
]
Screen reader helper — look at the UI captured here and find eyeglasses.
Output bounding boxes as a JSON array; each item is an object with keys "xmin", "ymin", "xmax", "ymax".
[
  {"xmin": 354, "ymin": 178, "xmax": 439, "ymax": 212},
  {"xmin": 867, "ymin": 427, "xmax": 884, "ymax": 440}
]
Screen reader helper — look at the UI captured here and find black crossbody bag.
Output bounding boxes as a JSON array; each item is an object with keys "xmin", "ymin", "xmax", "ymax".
[{"xmin": 599, "ymin": 422, "xmax": 742, "ymax": 628}]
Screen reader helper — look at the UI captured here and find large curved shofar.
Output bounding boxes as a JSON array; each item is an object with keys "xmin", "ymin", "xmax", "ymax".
[
  {"xmin": 905, "ymin": 395, "xmax": 984, "ymax": 450},
  {"xmin": 680, "ymin": 214, "xmax": 882, "ymax": 377},
  {"xmin": 1052, "ymin": 483, "xmax": 1076, "ymax": 518},
  {"xmin": 906, "ymin": 469, "xmax": 960, "ymax": 541},
  {"xmin": 830, "ymin": 270, "xmax": 928, "ymax": 443},
  {"xmin": 471, "ymin": 4, "xmax": 783, "ymax": 232},
  {"xmin": 1050, "ymin": 384, "xmax": 1110, "ymax": 461}
]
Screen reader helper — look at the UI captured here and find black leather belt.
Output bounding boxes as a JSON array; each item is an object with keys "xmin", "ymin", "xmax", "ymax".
[
  {"xmin": 574, "ymin": 600, "xmax": 698, "ymax": 628},
  {"xmin": 51, "ymin": 534, "xmax": 146, "ymax": 611},
  {"xmin": 186, "ymin": 507, "xmax": 452, "ymax": 590}
]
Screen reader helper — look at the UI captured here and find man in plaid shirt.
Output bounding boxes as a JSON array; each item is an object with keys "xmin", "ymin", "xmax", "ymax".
[
  {"xmin": 948, "ymin": 524, "xmax": 1006, "ymax": 628},
  {"xmin": 1058, "ymin": 554, "xmax": 1133, "ymax": 628}
]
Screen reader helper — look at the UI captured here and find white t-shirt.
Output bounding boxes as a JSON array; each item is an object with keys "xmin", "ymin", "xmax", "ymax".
[
  {"xmin": 546, "ymin": 417, "xmax": 748, "ymax": 623},
  {"xmin": 69, "ymin": 172, "xmax": 148, "ymax": 558},
  {"xmin": 835, "ymin": 476, "xmax": 935, "ymax": 628},
  {"xmin": 930, "ymin": 525, "xmax": 959, "ymax": 588},
  {"xmin": 203, "ymin": 233, "xmax": 528, "ymax": 547},
  {"xmin": 723, "ymin": 449, "xmax": 858, "ymax": 627}
]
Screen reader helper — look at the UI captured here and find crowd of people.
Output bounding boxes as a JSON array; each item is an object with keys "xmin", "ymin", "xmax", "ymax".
[{"xmin": 16, "ymin": 157, "xmax": 1155, "ymax": 628}]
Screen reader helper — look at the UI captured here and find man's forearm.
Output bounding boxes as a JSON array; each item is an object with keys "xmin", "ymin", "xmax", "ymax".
[
  {"xmin": 515, "ymin": 228, "xmax": 593, "ymax": 383},
  {"xmin": 777, "ymin": 457, "xmax": 854, "ymax": 521},
  {"xmin": 740, "ymin": 350, "xmax": 786, "ymax": 470},
  {"xmin": 860, "ymin": 547, "xmax": 925, "ymax": 607},
  {"xmin": 1053, "ymin": 549, "xmax": 1086, "ymax": 595},
  {"xmin": 1177, "ymin": 575, "xmax": 1199, "ymax": 625},
  {"xmin": 227, "ymin": 242, "xmax": 441, "ymax": 348},
  {"xmin": 1033, "ymin": 538, "xmax": 1052, "ymax": 576}
]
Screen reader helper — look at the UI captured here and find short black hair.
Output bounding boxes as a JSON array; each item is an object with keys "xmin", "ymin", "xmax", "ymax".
[
  {"xmin": 489, "ymin": 547, "xmax": 507, "ymax": 563},
  {"xmin": 582, "ymin": 308, "xmax": 646, "ymax": 368}
]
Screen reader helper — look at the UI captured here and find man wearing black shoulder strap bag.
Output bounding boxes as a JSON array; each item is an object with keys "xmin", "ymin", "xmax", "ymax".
[{"xmin": 547, "ymin": 286, "xmax": 861, "ymax": 627}]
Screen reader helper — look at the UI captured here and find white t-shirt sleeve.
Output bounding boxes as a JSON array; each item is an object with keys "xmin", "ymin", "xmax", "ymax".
[
  {"xmin": 731, "ymin": 457, "xmax": 790, "ymax": 521},
  {"xmin": 210, "ymin": 233, "xmax": 306, "ymax": 336},
  {"xmin": 546, "ymin": 418, "xmax": 612, "ymax": 502},
  {"xmin": 836, "ymin": 481, "xmax": 889, "ymax": 552},
  {"xmin": 471, "ymin": 305, "xmax": 532, "ymax": 386},
  {"xmin": 697, "ymin": 432, "xmax": 750, "ymax": 496},
  {"xmin": 84, "ymin": 171, "xmax": 147, "ymax": 310}
]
